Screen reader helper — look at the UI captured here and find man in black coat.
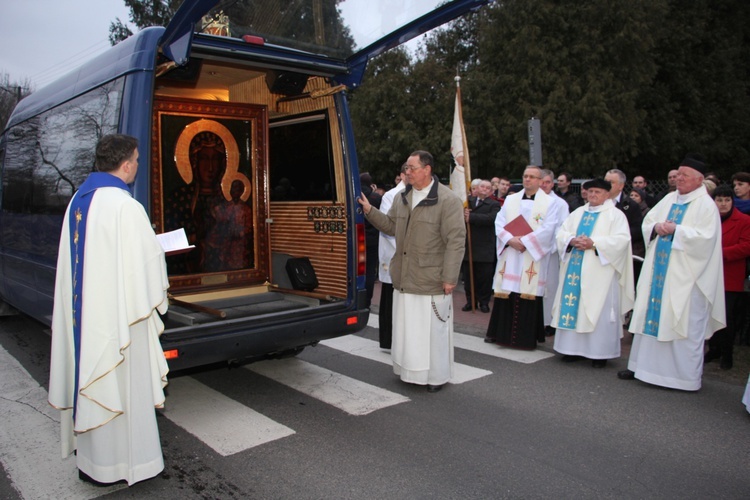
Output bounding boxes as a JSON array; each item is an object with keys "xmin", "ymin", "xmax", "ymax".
[
  {"xmin": 605, "ymin": 169, "xmax": 644, "ymax": 281},
  {"xmin": 462, "ymin": 179, "xmax": 501, "ymax": 313}
]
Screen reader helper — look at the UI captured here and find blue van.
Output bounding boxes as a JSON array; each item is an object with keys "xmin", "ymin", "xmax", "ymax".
[{"xmin": 0, "ymin": 0, "xmax": 489, "ymax": 370}]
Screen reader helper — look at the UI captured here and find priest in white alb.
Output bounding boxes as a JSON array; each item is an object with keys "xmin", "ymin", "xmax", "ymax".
[
  {"xmin": 551, "ymin": 178, "xmax": 634, "ymax": 368},
  {"xmin": 49, "ymin": 134, "xmax": 170, "ymax": 486},
  {"xmin": 485, "ymin": 165, "xmax": 563, "ymax": 349},
  {"xmin": 618, "ymin": 154, "xmax": 725, "ymax": 391}
]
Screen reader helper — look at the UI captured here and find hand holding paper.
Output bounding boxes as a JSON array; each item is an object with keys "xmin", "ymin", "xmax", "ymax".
[{"xmin": 156, "ymin": 228, "xmax": 195, "ymax": 256}]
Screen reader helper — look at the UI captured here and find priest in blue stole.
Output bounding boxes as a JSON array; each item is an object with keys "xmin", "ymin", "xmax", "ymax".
[
  {"xmin": 619, "ymin": 154, "xmax": 725, "ymax": 391},
  {"xmin": 551, "ymin": 178, "xmax": 634, "ymax": 367},
  {"xmin": 49, "ymin": 134, "xmax": 170, "ymax": 485}
]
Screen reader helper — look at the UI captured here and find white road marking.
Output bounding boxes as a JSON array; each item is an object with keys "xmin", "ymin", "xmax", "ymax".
[
  {"xmin": 0, "ymin": 345, "xmax": 124, "ymax": 498},
  {"xmin": 163, "ymin": 376, "xmax": 295, "ymax": 456},
  {"xmin": 246, "ymin": 358, "xmax": 410, "ymax": 416},
  {"xmin": 452, "ymin": 333, "xmax": 555, "ymax": 363},
  {"xmin": 319, "ymin": 335, "xmax": 493, "ymax": 384},
  {"xmin": 366, "ymin": 312, "xmax": 555, "ymax": 364}
]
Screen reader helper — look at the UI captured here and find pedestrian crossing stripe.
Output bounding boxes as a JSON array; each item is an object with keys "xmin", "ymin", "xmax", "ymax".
[
  {"xmin": 246, "ymin": 358, "xmax": 411, "ymax": 416},
  {"xmin": 319, "ymin": 335, "xmax": 493, "ymax": 384},
  {"xmin": 163, "ymin": 376, "xmax": 296, "ymax": 456},
  {"xmin": 0, "ymin": 344, "xmax": 125, "ymax": 498},
  {"xmin": 366, "ymin": 312, "xmax": 555, "ymax": 364}
]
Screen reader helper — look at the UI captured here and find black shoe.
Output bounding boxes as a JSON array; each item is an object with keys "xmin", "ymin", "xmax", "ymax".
[
  {"xmin": 480, "ymin": 304, "xmax": 490, "ymax": 313},
  {"xmin": 545, "ymin": 326, "xmax": 556, "ymax": 337},
  {"xmin": 484, "ymin": 337, "xmax": 495, "ymax": 343},
  {"xmin": 617, "ymin": 369, "xmax": 635, "ymax": 380},
  {"xmin": 704, "ymin": 350, "xmax": 721, "ymax": 364},
  {"xmin": 592, "ymin": 359, "xmax": 607, "ymax": 368},
  {"xmin": 461, "ymin": 303, "xmax": 473, "ymax": 312},
  {"xmin": 561, "ymin": 355, "xmax": 583, "ymax": 363},
  {"xmin": 78, "ymin": 470, "xmax": 123, "ymax": 487},
  {"xmin": 426, "ymin": 384, "xmax": 444, "ymax": 393},
  {"xmin": 720, "ymin": 358, "xmax": 733, "ymax": 370}
]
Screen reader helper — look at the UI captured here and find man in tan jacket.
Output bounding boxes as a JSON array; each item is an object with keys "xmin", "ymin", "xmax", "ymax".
[{"xmin": 358, "ymin": 150, "xmax": 465, "ymax": 392}]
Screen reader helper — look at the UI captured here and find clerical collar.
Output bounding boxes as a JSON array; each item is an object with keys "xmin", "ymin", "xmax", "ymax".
[{"xmin": 522, "ymin": 193, "xmax": 536, "ymax": 200}]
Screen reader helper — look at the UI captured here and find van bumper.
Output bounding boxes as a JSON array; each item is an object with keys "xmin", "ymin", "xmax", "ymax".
[{"xmin": 161, "ymin": 306, "xmax": 370, "ymax": 372}]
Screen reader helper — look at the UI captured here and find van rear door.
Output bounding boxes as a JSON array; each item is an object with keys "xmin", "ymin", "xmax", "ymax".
[{"xmin": 159, "ymin": 0, "xmax": 491, "ymax": 86}]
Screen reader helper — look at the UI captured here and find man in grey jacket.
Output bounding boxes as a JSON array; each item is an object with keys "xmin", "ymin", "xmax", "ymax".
[{"xmin": 358, "ymin": 150, "xmax": 466, "ymax": 392}]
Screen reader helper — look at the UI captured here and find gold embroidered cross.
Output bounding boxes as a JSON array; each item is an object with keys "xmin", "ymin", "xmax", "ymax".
[{"xmin": 525, "ymin": 262, "xmax": 537, "ymax": 284}]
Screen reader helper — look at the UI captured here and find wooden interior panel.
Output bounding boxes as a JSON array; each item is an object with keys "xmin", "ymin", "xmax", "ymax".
[{"xmin": 270, "ymin": 202, "xmax": 348, "ymax": 297}]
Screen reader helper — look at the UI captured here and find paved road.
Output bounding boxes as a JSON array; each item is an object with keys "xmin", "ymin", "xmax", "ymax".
[{"xmin": 1, "ymin": 309, "xmax": 748, "ymax": 499}]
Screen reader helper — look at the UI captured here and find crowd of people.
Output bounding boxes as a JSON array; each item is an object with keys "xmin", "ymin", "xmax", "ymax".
[{"xmin": 360, "ymin": 153, "xmax": 750, "ymax": 408}]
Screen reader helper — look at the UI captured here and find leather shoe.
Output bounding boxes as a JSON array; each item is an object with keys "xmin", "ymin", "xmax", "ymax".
[
  {"xmin": 592, "ymin": 359, "xmax": 607, "ymax": 368},
  {"xmin": 617, "ymin": 369, "xmax": 635, "ymax": 380},
  {"xmin": 79, "ymin": 470, "xmax": 124, "ymax": 487},
  {"xmin": 480, "ymin": 304, "xmax": 490, "ymax": 313},
  {"xmin": 426, "ymin": 384, "xmax": 444, "ymax": 393},
  {"xmin": 545, "ymin": 326, "xmax": 556, "ymax": 337},
  {"xmin": 484, "ymin": 337, "xmax": 495, "ymax": 343},
  {"xmin": 704, "ymin": 350, "xmax": 721, "ymax": 364},
  {"xmin": 561, "ymin": 355, "xmax": 583, "ymax": 363},
  {"xmin": 461, "ymin": 303, "xmax": 473, "ymax": 312}
]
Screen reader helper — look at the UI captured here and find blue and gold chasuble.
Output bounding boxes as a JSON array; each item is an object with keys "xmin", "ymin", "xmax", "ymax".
[{"xmin": 68, "ymin": 172, "xmax": 131, "ymax": 421}]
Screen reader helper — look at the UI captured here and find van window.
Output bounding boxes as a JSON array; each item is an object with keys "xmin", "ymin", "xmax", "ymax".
[
  {"xmin": 1, "ymin": 78, "xmax": 123, "ymax": 259},
  {"xmin": 2, "ymin": 78, "xmax": 124, "ymax": 216},
  {"xmin": 269, "ymin": 112, "xmax": 336, "ymax": 202}
]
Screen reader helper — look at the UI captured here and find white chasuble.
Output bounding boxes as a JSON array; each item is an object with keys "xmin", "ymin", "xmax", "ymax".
[
  {"xmin": 551, "ymin": 200, "xmax": 634, "ymax": 333},
  {"xmin": 492, "ymin": 190, "xmax": 559, "ymax": 297},
  {"xmin": 627, "ymin": 186, "xmax": 725, "ymax": 391},
  {"xmin": 49, "ymin": 185, "xmax": 169, "ymax": 485},
  {"xmin": 629, "ymin": 186, "xmax": 725, "ymax": 342},
  {"xmin": 551, "ymin": 201, "xmax": 634, "ymax": 359}
]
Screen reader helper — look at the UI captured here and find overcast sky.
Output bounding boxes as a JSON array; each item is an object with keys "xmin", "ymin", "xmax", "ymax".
[
  {"xmin": 0, "ymin": 0, "xmax": 438, "ymax": 93},
  {"xmin": 0, "ymin": 0, "xmax": 134, "ymax": 90}
]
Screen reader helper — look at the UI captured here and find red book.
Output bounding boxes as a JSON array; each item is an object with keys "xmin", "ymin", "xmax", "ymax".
[{"xmin": 503, "ymin": 214, "xmax": 533, "ymax": 237}]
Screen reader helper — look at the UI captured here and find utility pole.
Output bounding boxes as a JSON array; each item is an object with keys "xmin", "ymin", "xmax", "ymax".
[{"xmin": 0, "ymin": 85, "xmax": 24, "ymax": 101}]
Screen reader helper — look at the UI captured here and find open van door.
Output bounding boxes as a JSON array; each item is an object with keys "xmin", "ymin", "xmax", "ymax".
[{"xmin": 159, "ymin": 0, "xmax": 491, "ymax": 86}]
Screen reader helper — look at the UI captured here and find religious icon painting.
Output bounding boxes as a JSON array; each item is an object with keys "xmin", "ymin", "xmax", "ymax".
[{"xmin": 151, "ymin": 96, "xmax": 269, "ymax": 292}]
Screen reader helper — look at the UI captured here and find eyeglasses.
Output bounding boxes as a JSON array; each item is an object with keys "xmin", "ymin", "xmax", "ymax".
[{"xmin": 404, "ymin": 165, "xmax": 425, "ymax": 171}]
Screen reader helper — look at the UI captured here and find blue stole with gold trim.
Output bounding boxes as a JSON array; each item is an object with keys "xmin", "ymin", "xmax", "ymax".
[
  {"xmin": 69, "ymin": 172, "xmax": 131, "ymax": 421},
  {"xmin": 643, "ymin": 202, "xmax": 689, "ymax": 336},
  {"xmin": 557, "ymin": 211, "xmax": 600, "ymax": 329}
]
